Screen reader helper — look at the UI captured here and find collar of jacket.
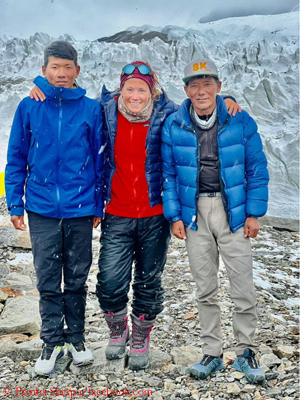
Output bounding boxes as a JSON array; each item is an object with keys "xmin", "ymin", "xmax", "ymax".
[
  {"xmin": 174, "ymin": 95, "xmax": 230, "ymax": 130},
  {"xmin": 33, "ymin": 76, "xmax": 86, "ymax": 100}
]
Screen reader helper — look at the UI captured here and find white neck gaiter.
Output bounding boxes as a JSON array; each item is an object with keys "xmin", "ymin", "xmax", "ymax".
[{"xmin": 191, "ymin": 105, "xmax": 217, "ymax": 130}]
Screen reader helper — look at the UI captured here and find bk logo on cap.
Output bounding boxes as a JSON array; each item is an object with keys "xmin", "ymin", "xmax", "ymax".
[{"xmin": 193, "ymin": 62, "xmax": 211, "ymax": 72}]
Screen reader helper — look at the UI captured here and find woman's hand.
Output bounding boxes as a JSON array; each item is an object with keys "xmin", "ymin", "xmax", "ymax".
[
  {"xmin": 30, "ymin": 86, "xmax": 46, "ymax": 102},
  {"xmin": 224, "ymin": 98, "xmax": 241, "ymax": 116}
]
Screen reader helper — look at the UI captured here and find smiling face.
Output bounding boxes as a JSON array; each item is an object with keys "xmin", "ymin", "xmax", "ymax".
[
  {"xmin": 42, "ymin": 56, "xmax": 80, "ymax": 88},
  {"xmin": 120, "ymin": 78, "xmax": 151, "ymax": 113},
  {"xmin": 184, "ymin": 76, "xmax": 222, "ymax": 115}
]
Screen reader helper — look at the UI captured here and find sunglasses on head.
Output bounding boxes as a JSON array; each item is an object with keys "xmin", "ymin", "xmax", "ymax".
[{"xmin": 121, "ymin": 64, "xmax": 153, "ymax": 76}]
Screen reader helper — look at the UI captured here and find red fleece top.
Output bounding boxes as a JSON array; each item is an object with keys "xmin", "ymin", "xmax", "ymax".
[{"xmin": 106, "ymin": 111, "xmax": 163, "ymax": 218}]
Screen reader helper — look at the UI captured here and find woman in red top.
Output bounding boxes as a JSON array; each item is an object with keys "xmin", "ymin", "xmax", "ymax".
[
  {"xmin": 97, "ymin": 63, "xmax": 176, "ymax": 371},
  {"xmin": 97, "ymin": 62, "xmax": 239, "ymax": 371}
]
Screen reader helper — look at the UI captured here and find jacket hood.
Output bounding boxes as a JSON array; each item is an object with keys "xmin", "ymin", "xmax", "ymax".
[
  {"xmin": 33, "ymin": 76, "xmax": 86, "ymax": 100},
  {"xmin": 100, "ymin": 85, "xmax": 118, "ymax": 105},
  {"xmin": 174, "ymin": 95, "xmax": 230, "ymax": 129}
]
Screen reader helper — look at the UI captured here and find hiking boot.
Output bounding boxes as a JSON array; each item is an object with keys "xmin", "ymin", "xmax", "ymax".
[
  {"xmin": 189, "ymin": 355, "xmax": 223, "ymax": 379},
  {"xmin": 233, "ymin": 348, "xmax": 265, "ymax": 383},
  {"xmin": 67, "ymin": 341, "xmax": 94, "ymax": 366},
  {"xmin": 128, "ymin": 313, "xmax": 154, "ymax": 371},
  {"xmin": 35, "ymin": 344, "xmax": 64, "ymax": 375},
  {"xmin": 104, "ymin": 307, "xmax": 129, "ymax": 360}
]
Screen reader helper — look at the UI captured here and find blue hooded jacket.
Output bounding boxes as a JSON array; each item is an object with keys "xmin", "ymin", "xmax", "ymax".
[
  {"xmin": 5, "ymin": 76, "xmax": 104, "ymax": 219},
  {"xmin": 162, "ymin": 96, "xmax": 269, "ymax": 232},
  {"xmin": 99, "ymin": 85, "xmax": 178, "ymax": 207}
]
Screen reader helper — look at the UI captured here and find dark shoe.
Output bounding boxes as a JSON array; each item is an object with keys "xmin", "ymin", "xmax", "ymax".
[
  {"xmin": 189, "ymin": 355, "xmax": 223, "ymax": 379},
  {"xmin": 233, "ymin": 348, "xmax": 265, "ymax": 383},
  {"xmin": 128, "ymin": 313, "xmax": 154, "ymax": 371},
  {"xmin": 104, "ymin": 307, "xmax": 129, "ymax": 360},
  {"xmin": 35, "ymin": 344, "xmax": 64, "ymax": 375},
  {"xmin": 67, "ymin": 341, "xmax": 94, "ymax": 366}
]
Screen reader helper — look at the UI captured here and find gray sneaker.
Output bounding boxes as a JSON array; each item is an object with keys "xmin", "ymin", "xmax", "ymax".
[
  {"xmin": 128, "ymin": 313, "xmax": 154, "ymax": 371},
  {"xmin": 104, "ymin": 307, "xmax": 129, "ymax": 360},
  {"xmin": 35, "ymin": 344, "xmax": 64, "ymax": 375},
  {"xmin": 67, "ymin": 341, "xmax": 94, "ymax": 366}
]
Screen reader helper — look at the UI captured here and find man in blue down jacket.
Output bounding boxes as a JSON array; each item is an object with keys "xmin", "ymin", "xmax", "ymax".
[
  {"xmin": 162, "ymin": 58, "xmax": 269, "ymax": 383},
  {"xmin": 5, "ymin": 41, "xmax": 103, "ymax": 375}
]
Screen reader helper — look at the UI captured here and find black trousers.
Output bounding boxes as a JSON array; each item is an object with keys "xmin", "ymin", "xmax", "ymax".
[
  {"xmin": 96, "ymin": 213, "xmax": 170, "ymax": 316},
  {"xmin": 28, "ymin": 211, "xmax": 93, "ymax": 345}
]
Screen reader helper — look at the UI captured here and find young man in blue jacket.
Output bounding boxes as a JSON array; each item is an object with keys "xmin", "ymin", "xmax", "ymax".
[
  {"xmin": 5, "ymin": 41, "xmax": 103, "ymax": 375},
  {"xmin": 162, "ymin": 58, "xmax": 269, "ymax": 383}
]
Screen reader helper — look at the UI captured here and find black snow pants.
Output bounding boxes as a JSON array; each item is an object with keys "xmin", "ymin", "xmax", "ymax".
[
  {"xmin": 28, "ymin": 211, "xmax": 93, "ymax": 345},
  {"xmin": 96, "ymin": 213, "xmax": 170, "ymax": 317}
]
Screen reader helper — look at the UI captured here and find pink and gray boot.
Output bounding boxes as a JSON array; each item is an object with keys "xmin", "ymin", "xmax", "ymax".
[
  {"xmin": 128, "ymin": 313, "xmax": 155, "ymax": 370},
  {"xmin": 104, "ymin": 307, "xmax": 129, "ymax": 360}
]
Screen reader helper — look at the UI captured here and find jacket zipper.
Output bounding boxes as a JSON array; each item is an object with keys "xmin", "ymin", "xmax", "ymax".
[
  {"xmin": 56, "ymin": 95, "xmax": 62, "ymax": 217},
  {"xmin": 217, "ymin": 114, "xmax": 231, "ymax": 230}
]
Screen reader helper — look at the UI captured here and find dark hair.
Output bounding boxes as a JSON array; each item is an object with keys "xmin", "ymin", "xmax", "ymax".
[
  {"xmin": 185, "ymin": 75, "xmax": 219, "ymax": 87},
  {"xmin": 44, "ymin": 41, "xmax": 78, "ymax": 68}
]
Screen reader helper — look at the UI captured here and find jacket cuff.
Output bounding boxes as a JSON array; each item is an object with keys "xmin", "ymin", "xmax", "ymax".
[
  {"xmin": 247, "ymin": 215, "xmax": 258, "ymax": 219},
  {"xmin": 95, "ymin": 207, "xmax": 104, "ymax": 219},
  {"xmin": 172, "ymin": 216, "xmax": 182, "ymax": 223},
  {"xmin": 10, "ymin": 206, "xmax": 24, "ymax": 216}
]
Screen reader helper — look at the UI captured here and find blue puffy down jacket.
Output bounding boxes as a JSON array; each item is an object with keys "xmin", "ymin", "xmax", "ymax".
[{"xmin": 162, "ymin": 96, "xmax": 269, "ymax": 232}]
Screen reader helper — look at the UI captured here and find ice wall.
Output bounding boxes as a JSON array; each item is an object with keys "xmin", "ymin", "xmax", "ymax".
[{"xmin": 0, "ymin": 12, "xmax": 298, "ymax": 221}]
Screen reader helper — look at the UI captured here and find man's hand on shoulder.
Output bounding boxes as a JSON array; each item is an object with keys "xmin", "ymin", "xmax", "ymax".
[
  {"xmin": 11, "ymin": 215, "xmax": 27, "ymax": 231},
  {"xmin": 244, "ymin": 217, "xmax": 259, "ymax": 238},
  {"xmin": 172, "ymin": 220, "xmax": 186, "ymax": 240}
]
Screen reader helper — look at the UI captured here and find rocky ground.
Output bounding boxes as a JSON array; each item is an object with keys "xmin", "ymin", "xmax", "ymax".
[{"xmin": 0, "ymin": 196, "xmax": 299, "ymax": 400}]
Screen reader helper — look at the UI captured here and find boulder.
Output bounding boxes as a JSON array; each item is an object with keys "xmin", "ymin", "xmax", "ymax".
[
  {"xmin": 171, "ymin": 345, "xmax": 202, "ymax": 366},
  {"xmin": 0, "ymin": 296, "xmax": 40, "ymax": 335}
]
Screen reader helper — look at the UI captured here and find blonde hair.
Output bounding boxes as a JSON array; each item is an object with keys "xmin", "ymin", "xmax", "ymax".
[{"xmin": 151, "ymin": 68, "xmax": 163, "ymax": 102}]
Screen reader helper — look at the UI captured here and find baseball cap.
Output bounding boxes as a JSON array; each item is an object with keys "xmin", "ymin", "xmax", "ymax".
[{"xmin": 183, "ymin": 59, "xmax": 219, "ymax": 83}]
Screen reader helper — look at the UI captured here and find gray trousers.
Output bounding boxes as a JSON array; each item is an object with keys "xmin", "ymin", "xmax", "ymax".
[{"xmin": 186, "ymin": 197, "xmax": 258, "ymax": 357}]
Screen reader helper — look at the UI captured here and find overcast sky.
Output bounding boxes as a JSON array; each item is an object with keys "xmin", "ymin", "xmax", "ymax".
[{"xmin": 0, "ymin": 0, "xmax": 298, "ymax": 41}]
